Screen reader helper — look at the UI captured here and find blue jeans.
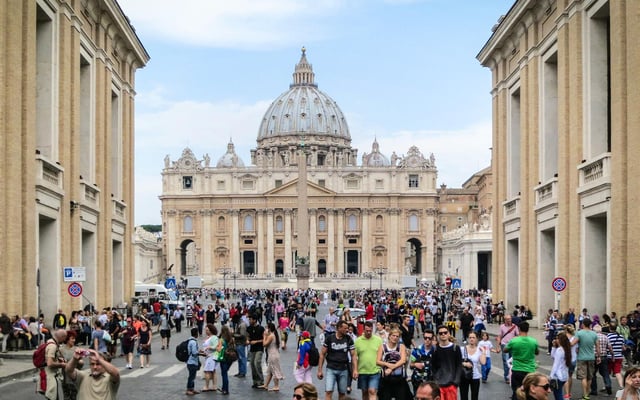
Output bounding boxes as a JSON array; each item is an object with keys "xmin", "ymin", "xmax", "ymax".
[
  {"xmin": 187, "ymin": 363, "xmax": 198, "ymax": 390},
  {"xmin": 236, "ymin": 344, "xmax": 247, "ymax": 375},
  {"xmin": 220, "ymin": 361, "xmax": 231, "ymax": 392},
  {"xmin": 325, "ymin": 367, "xmax": 349, "ymax": 394},
  {"xmin": 501, "ymin": 344, "xmax": 509, "ymax": 381},
  {"xmin": 552, "ymin": 380, "xmax": 566, "ymax": 400},
  {"xmin": 481, "ymin": 357, "xmax": 491, "ymax": 381}
]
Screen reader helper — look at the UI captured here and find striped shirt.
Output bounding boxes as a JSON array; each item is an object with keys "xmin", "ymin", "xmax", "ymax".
[{"xmin": 607, "ymin": 332, "xmax": 625, "ymax": 359}]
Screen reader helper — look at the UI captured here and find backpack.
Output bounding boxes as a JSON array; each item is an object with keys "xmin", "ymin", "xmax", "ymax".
[
  {"xmin": 33, "ymin": 340, "xmax": 54, "ymax": 368},
  {"xmin": 176, "ymin": 338, "xmax": 194, "ymax": 362},
  {"xmin": 307, "ymin": 344, "xmax": 320, "ymax": 367}
]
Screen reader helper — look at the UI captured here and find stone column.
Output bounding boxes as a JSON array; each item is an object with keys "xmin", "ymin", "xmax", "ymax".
[
  {"xmin": 309, "ymin": 209, "xmax": 317, "ymax": 275},
  {"xmin": 361, "ymin": 209, "xmax": 369, "ymax": 273},
  {"xmin": 257, "ymin": 209, "xmax": 265, "ymax": 275},
  {"xmin": 267, "ymin": 210, "xmax": 275, "ymax": 275},
  {"xmin": 231, "ymin": 210, "xmax": 240, "ymax": 273},
  {"xmin": 327, "ymin": 209, "xmax": 335, "ymax": 274},
  {"xmin": 337, "ymin": 209, "xmax": 345, "ymax": 274},
  {"xmin": 201, "ymin": 209, "xmax": 212, "ymax": 280},
  {"xmin": 389, "ymin": 208, "xmax": 400, "ymax": 276},
  {"xmin": 284, "ymin": 209, "xmax": 292, "ymax": 274}
]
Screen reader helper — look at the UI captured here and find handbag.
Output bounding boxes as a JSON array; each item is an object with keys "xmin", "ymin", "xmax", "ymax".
[
  {"xmin": 462, "ymin": 346, "xmax": 474, "ymax": 380},
  {"xmin": 223, "ymin": 339, "xmax": 238, "ymax": 363},
  {"xmin": 549, "ymin": 378, "xmax": 561, "ymax": 390}
]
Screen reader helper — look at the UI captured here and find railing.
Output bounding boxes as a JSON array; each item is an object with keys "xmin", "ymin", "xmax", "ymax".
[
  {"xmin": 36, "ymin": 156, "xmax": 64, "ymax": 190},
  {"xmin": 534, "ymin": 178, "xmax": 557, "ymax": 205},
  {"xmin": 81, "ymin": 181, "xmax": 100, "ymax": 208},
  {"xmin": 578, "ymin": 153, "xmax": 611, "ymax": 187},
  {"xmin": 112, "ymin": 199, "xmax": 126, "ymax": 220},
  {"xmin": 502, "ymin": 196, "xmax": 520, "ymax": 220}
]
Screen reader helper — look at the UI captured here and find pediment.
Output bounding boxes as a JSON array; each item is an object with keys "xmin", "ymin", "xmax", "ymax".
[{"xmin": 265, "ymin": 179, "xmax": 336, "ymax": 196}]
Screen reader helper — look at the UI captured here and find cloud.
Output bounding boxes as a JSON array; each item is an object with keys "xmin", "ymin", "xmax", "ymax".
[
  {"xmin": 350, "ymin": 120, "xmax": 493, "ymax": 187},
  {"xmin": 133, "ymin": 91, "xmax": 492, "ymax": 224},
  {"xmin": 119, "ymin": 0, "xmax": 347, "ymax": 49}
]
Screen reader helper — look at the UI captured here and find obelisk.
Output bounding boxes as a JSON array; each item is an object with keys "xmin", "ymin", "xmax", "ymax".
[{"xmin": 295, "ymin": 141, "xmax": 310, "ymax": 290}]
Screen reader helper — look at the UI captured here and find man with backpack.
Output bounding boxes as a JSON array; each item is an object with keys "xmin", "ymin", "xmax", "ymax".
[{"xmin": 44, "ymin": 329, "xmax": 67, "ymax": 399}]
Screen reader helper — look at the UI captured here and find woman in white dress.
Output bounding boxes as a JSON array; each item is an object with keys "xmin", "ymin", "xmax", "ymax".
[{"xmin": 202, "ymin": 324, "xmax": 219, "ymax": 392}]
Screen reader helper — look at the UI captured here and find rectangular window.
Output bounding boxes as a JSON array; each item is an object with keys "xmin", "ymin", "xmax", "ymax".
[
  {"xmin": 318, "ymin": 239, "xmax": 326, "ymax": 244},
  {"xmin": 346, "ymin": 179, "xmax": 359, "ymax": 189},
  {"xmin": 442, "ymin": 225, "xmax": 447, "ymax": 233},
  {"xmin": 217, "ymin": 180, "xmax": 225, "ymax": 190},
  {"xmin": 275, "ymin": 179, "xmax": 283, "ymax": 187},
  {"xmin": 242, "ymin": 180, "xmax": 254, "ymax": 190},
  {"xmin": 348, "ymin": 238, "xmax": 357, "ymax": 244},
  {"xmin": 244, "ymin": 239, "xmax": 253, "ymax": 245},
  {"xmin": 408, "ymin": 174, "xmax": 419, "ymax": 188},
  {"xmin": 183, "ymin": 176, "xmax": 193, "ymax": 189},
  {"xmin": 275, "ymin": 239, "xmax": 283, "ymax": 245},
  {"xmin": 318, "ymin": 179, "xmax": 325, "ymax": 187},
  {"xmin": 375, "ymin": 179, "xmax": 384, "ymax": 189}
]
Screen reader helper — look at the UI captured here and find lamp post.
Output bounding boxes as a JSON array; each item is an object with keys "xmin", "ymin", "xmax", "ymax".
[
  {"xmin": 231, "ymin": 272, "xmax": 239, "ymax": 292},
  {"xmin": 364, "ymin": 272, "xmax": 374, "ymax": 291},
  {"xmin": 374, "ymin": 266, "xmax": 387, "ymax": 290},
  {"xmin": 218, "ymin": 267, "xmax": 232, "ymax": 292}
]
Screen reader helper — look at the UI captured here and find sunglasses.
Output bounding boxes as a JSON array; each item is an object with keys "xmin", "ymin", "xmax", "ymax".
[
  {"xmin": 423, "ymin": 336, "xmax": 434, "ymax": 340},
  {"xmin": 535, "ymin": 384, "xmax": 551, "ymax": 391},
  {"xmin": 293, "ymin": 394, "xmax": 303, "ymax": 400},
  {"xmin": 438, "ymin": 331, "xmax": 449, "ymax": 335}
]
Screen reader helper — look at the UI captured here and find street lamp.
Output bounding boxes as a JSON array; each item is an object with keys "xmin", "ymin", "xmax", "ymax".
[
  {"xmin": 373, "ymin": 265, "xmax": 387, "ymax": 290},
  {"xmin": 364, "ymin": 272, "xmax": 375, "ymax": 290},
  {"xmin": 218, "ymin": 267, "xmax": 232, "ymax": 292},
  {"xmin": 231, "ymin": 272, "xmax": 239, "ymax": 292}
]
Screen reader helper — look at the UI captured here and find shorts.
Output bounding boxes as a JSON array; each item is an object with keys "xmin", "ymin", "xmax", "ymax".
[
  {"xmin": 160, "ymin": 329, "xmax": 171, "ymax": 338},
  {"xmin": 608, "ymin": 358, "xmax": 623, "ymax": 375},
  {"xmin": 325, "ymin": 367, "xmax": 348, "ymax": 394},
  {"xmin": 357, "ymin": 373, "xmax": 380, "ymax": 391},
  {"xmin": 576, "ymin": 360, "xmax": 595, "ymax": 380}
]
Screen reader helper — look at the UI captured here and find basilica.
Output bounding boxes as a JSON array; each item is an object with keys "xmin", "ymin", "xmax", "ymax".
[{"xmin": 160, "ymin": 49, "xmax": 487, "ymax": 287}]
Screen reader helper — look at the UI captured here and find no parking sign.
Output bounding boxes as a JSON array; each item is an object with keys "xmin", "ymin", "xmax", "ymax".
[
  {"xmin": 68, "ymin": 282, "xmax": 83, "ymax": 297},
  {"xmin": 552, "ymin": 277, "xmax": 566, "ymax": 292}
]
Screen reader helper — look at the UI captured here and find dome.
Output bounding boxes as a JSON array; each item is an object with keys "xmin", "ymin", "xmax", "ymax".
[
  {"xmin": 257, "ymin": 48, "xmax": 350, "ymax": 142},
  {"xmin": 362, "ymin": 138, "xmax": 390, "ymax": 167},
  {"xmin": 216, "ymin": 141, "xmax": 245, "ymax": 168}
]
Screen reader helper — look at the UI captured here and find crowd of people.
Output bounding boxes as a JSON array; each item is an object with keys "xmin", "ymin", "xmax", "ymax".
[{"xmin": 3, "ymin": 286, "xmax": 640, "ymax": 400}]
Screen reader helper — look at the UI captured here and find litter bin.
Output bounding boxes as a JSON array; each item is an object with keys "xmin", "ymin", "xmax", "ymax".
[{"xmin": 357, "ymin": 315, "xmax": 365, "ymax": 336}]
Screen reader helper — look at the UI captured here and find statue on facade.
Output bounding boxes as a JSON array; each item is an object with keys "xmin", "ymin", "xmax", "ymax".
[
  {"xmin": 203, "ymin": 153, "xmax": 210, "ymax": 167},
  {"xmin": 164, "ymin": 154, "xmax": 170, "ymax": 168},
  {"xmin": 390, "ymin": 151, "xmax": 398, "ymax": 166},
  {"xmin": 282, "ymin": 151, "xmax": 290, "ymax": 166}
]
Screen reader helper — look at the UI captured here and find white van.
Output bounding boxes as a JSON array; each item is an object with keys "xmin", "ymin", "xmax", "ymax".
[{"xmin": 134, "ymin": 283, "xmax": 184, "ymax": 310}]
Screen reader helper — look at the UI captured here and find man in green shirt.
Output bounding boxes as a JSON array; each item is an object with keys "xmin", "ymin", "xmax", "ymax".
[
  {"xmin": 575, "ymin": 318, "xmax": 599, "ymax": 400},
  {"xmin": 504, "ymin": 321, "xmax": 538, "ymax": 400},
  {"xmin": 355, "ymin": 321, "xmax": 382, "ymax": 400}
]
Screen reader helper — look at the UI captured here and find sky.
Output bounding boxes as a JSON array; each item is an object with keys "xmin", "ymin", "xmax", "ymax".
[{"xmin": 117, "ymin": 0, "xmax": 514, "ymax": 225}]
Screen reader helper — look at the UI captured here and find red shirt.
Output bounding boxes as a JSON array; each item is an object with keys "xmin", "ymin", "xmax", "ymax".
[{"xmin": 365, "ymin": 304, "xmax": 375, "ymax": 320}]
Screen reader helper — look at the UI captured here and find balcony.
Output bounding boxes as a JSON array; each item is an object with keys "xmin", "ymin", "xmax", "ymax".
[
  {"xmin": 578, "ymin": 153, "xmax": 611, "ymax": 195},
  {"xmin": 240, "ymin": 230, "xmax": 256, "ymax": 238},
  {"xmin": 112, "ymin": 199, "xmax": 126, "ymax": 222},
  {"xmin": 36, "ymin": 155, "xmax": 64, "ymax": 194},
  {"xmin": 502, "ymin": 196, "xmax": 520, "ymax": 222},
  {"xmin": 80, "ymin": 180, "xmax": 100, "ymax": 209},
  {"xmin": 534, "ymin": 178, "xmax": 557, "ymax": 206}
]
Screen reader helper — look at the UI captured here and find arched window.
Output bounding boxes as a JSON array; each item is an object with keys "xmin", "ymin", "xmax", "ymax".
[
  {"xmin": 183, "ymin": 216, "xmax": 193, "ymax": 232},
  {"xmin": 408, "ymin": 214, "xmax": 419, "ymax": 232},
  {"xmin": 243, "ymin": 214, "xmax": 254, "ymax": 231},
  {"xmin": 318, "ymin": 215, "xmax": 326, "ymax": 232},
  {"xmin": 275, "ymin": 216, "xmax": 283, "ymax": 233},
  {"xmin": 348, "ymin": 214, "xmax": 357, "ymax": 231},
  {"xmin": 217, "ymin": 216, "xmax": 226, "ymax": 231}
]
